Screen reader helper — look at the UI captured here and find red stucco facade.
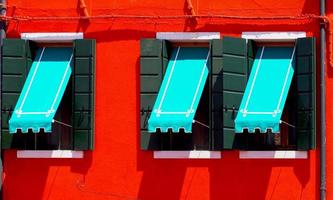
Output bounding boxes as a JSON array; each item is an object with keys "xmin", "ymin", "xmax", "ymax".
[{"xmin": 2, "ymin": 0, "xmax": 333, "ymax": 199}]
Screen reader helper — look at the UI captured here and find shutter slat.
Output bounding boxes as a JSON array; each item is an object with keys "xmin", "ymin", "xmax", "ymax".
[
  {"xmin": 74, "ymin": 57, "xmax": 93, "ymax": 75},
  {"xmin": 73, "ymin": 130, "xmax": 89, "ymax": 150},
  {"xmin": 3, "ymin": 39, "xmax": 26, "ymax": 57},
  {"xmin": 2, "ymin": 57, "xmax": 26, "ymax": 74}
]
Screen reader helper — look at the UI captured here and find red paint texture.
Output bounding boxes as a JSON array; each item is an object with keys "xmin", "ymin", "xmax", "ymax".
[{"xmin": 2, "ymin": 0, "xmax": 333, "ymax": 199}]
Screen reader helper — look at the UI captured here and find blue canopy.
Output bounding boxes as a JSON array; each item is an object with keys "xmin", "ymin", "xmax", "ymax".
[
  {"xmin": 235, "ymin": 46, "xmax": 295, "ymax": 133},
  {"xmin": 9, "ymin": 47, "xmax": 73, "ymax": 133},
  {"xmin": 148, "ymin": 47, "xmax": 210, "ymax": 133}
]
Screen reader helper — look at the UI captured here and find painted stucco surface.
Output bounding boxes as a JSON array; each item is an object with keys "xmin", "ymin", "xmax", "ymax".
[{"xmin": 3, "ymin": 0, "xmax": 333, "ymax": 199}]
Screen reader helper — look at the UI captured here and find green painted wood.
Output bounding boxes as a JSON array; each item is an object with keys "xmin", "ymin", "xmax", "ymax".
[
  {"xmin": 140, "ymin": 39, "xmax": 163, "ymax": 57},
  {"xmin": 212, "ymin": 110, "xmax": 223, "ymax": 130},
  {"xmin": 295, "ymin": 37, "xmax": 316, "ymax": 150},
  {"xmin": 211, "ymin": 57, "xmax": 223, "ymax": 75},
  {"xmin": 73, "ymin": 39, "xmax": 96, "ymax": 150},
  {"xmin": 212, "ymin": 39, "xmax": 223, "ymax": 57},
  {"xmin": 211, "ymin": 39, "xmax": 223, "ymax": 150},
  {"xmin": 1, "ymin": 131, "xmax": 14, "ymax": 149},
  {"xmin": 1, "ymin": 39, "xmax": 35, "ymax": 149},
  {"xmin": 26, "ymin": 41, "xmax": 36, "ymax": 59},
  {"xmin": 222, "ymin": 37, "xmax": 247, "ymax": 56},
  {"xmin": 140, "ymin": 76, "xmax": 162, "ymax": 93},
  {"xmin": 212, "ymin": 75, "xmax": 223, "ymax": 93},
  {"xmin": 221, "ymin": 36, "xmax": 250, "ymax": 149},
  {"xmin": 2, "ymin": 57, "xmax": 26, "ymax": 74},
  {"xmin": 73, "ymin": 130, "xmax": 89, "ymax": 150},
  {"xmin": 74, "ymin": 39, "xmax": 96, "ymax": 57},
  {"xmin": 73, "ymin": 111, "xmax": 92, "ymax": 129},
  {"xmin": 74, "ymin": 76, "xmax": 92, "ymax": 93},
  {"xmin": 212, "ymin": 93, "xmax": 223, "ymax": 112},
  {"xmin": 247, "ymin": 40, "xmax": 256, "ymax": 58},
  {"xmin": 141, "ymin": 131, "xmax": 161, "ymax": 150},
  {"xmin": 247, "ymin": 40, "xmax": 256, "ymax": 73},
  {"xmin": 211, "ymin": 38, "xmax": 249, "ymax": 150},
  {"xmin": 223, "ymin": 73, "xmax": 247, "ymax": 93},
  {"xmin": 1, "ymin": 130, "xmax": 29, "ymax": 150},
  {"xmin": 223, "ymin": 55, "xmax": 247, "ymax": 74},
  {"xmin": 140, "ymin": 57, "xmax": 163, "ymax": 74},
  {"xmin": 74, "ymin": 57, "xmax": 93, "ymax": 75},
  {"xmin": 140, "ymin": 39, "xmax": 168, "ymax": 150},
  {"xmin": 2, "ymin": 75, "xmax": 25, "ymax": 92},
  {"xmin": 3, "ymin": 39, "xmax": 26, "ymax": 57},
  {"xmin": 74, "ymin": 93, "xmax": 92, "ymax": 110}
]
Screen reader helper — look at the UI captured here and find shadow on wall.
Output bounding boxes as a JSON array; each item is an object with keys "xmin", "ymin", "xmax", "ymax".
[
  {"xmin": 80, "ymin": 22, "xmax": 318, "ymax": 45},
  {"xmin": 75, "ymin": 0, "xmax": 90, "ymax": 33},
  {"xmin": 5, "ymin": 0, "xmax": 320, "ymax": 40},
  {"xmin": 136, "ymin": 145, "xmax": 311, "ymax": 200},
  {"xmin": 183, "ymin": 0, "xmax": 198, "ymax": 31},
  {"xmin": 2, "ymin": 150, "xmax": 92, "ymax": 200},
  {"xmin": 209, "ymin": 155, "xmax": 311, "ymax": 200}
]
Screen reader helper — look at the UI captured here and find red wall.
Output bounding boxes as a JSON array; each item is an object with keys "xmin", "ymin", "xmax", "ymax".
[{"xmin": 3, "ymin": 0, "xmax": 333, "ymax": 199}]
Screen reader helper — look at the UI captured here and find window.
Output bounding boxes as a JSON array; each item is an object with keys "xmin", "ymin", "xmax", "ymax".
[
  {"xmin": 140, "ymin": 35, "xmax": 316, "ymax": 152},
  {"xmin": 1, "ymin": 38, "xmax": 96, "ymax": 151},
  {"xmin": 140, "ymin": 39, "xmax": 213, "ymax": 151},
  {"xmin": 218, "ymin": 36, "xmax": 316, "ymax": 151}
]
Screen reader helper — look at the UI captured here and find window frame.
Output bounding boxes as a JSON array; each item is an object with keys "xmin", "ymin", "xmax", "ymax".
[
  {"xmin": 2, "ymin": 32, "xmax": 95, "ymax": 158},
  {"xmin": 148, "ymin": 32, "xmax": 221, "ymax": 159}
]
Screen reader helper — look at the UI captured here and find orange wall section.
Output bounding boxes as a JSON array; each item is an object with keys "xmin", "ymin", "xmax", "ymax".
[{"xmin": 2, "ymin": 0, "xmax": 333, "ymax": 199}]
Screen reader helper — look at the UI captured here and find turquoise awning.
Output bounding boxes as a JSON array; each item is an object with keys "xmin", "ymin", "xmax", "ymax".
[
  {"xmin": 9, "ymin": 47, "xmax": 73, "ymax": 133},
  {"xmin": 235, "ymin": 46, "xmax": 295, "ymax": 133},
  {"xmin": 148, "ymin": 47, "xmax": 210, "ymax": 133}
]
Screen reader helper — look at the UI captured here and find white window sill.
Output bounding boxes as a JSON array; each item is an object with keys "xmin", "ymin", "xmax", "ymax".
[
  {"xmin": 241, "ymin": 31, "xmax": 306, "ymax": 42},
  {"xmin": 17, "ymin": 150, "xmax": 84, "ymax": 158},
  {"xmin": 156, "ymin": 32, "xmax": 220, "ymax": 42},
  {"xmin": 153, "ymin": 151, "xmax": 221, "ymax": 159},
  {"xmin": 21, "ymin": 32, "xmax": 84, "ymax": 42},
  {"xmin": 239, "ymin": 150, "xmax": 307, "ymax": 159}
]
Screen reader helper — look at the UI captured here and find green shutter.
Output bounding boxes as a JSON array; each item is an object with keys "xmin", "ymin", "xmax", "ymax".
[
  {"xmin": 295, "ymin": 37, "xmax": 316, "ymax": 150},
  {"xmin": 140, "ymin": 39, "xmax": 169, "ymax": 150},
  {"xmin": 1, "ymin": 39, "xmax": 36, "ymax": 149},
  {"xmin": 220, "ymin": 36, "xmax": 253, "ymax": 149},
  {"xmin": 73, "ymin": 39, "xmax": 96, "ymax": 150},
  {"xmin": 211, "ymin": 39, "xmax": 223, "ymax": 150}
]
